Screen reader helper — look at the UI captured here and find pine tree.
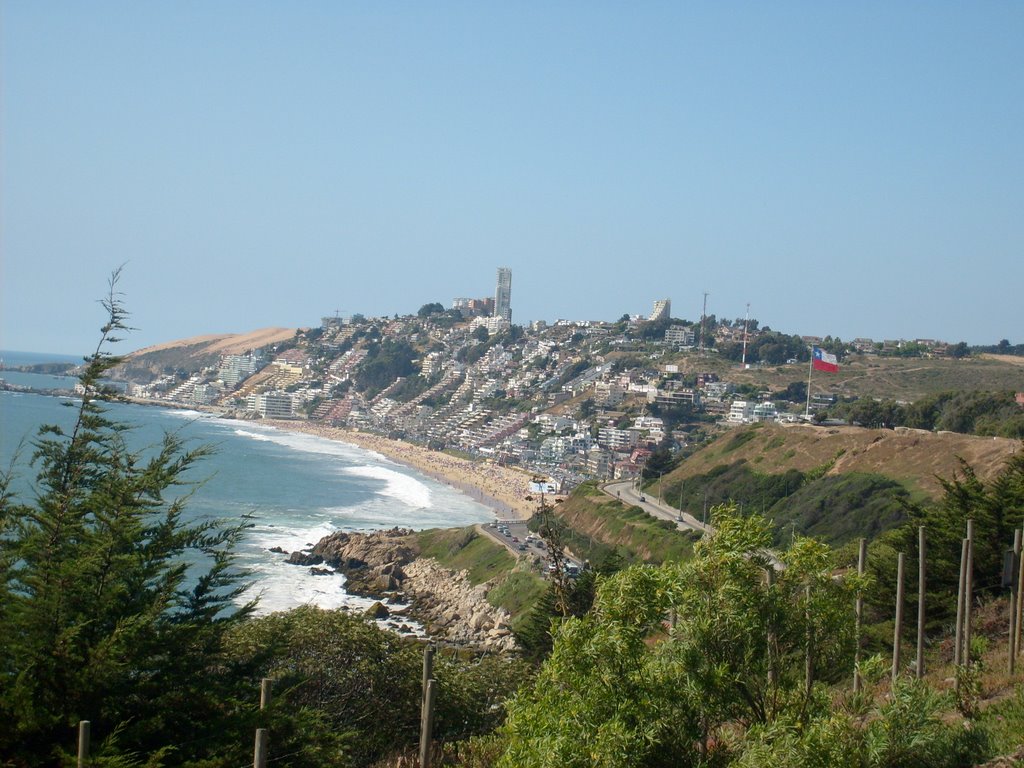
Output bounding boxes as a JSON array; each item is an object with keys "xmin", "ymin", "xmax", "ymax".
[{"xmin": 0, "ymin": 270, "xmax": 257, "ymax": 765}]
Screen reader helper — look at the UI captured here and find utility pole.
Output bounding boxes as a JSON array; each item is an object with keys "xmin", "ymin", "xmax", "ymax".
[{"xmin": 741, "ymin": 302, "xmax": 750, "ymax": 368}]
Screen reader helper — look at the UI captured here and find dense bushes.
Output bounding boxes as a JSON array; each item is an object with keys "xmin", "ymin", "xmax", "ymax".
[
  {"xmin": 661, "ymin": 461, "xmax": 908, "ymax": 546},
  {"xmin": 354, "ymin": 339, "xmax": 418, "ymax": 397},
  {"xmin": 831, "ymin": 390, "xmax": 1024, "ymax": 438},
  {"xmin": 770, "ymin": 473, "xmax": 910, "ymax": 546}
]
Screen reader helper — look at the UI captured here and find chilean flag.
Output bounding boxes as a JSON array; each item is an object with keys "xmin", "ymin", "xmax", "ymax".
[{"xmin": 812, "ymin": 347, "xmax": 839, "ymax": 373}]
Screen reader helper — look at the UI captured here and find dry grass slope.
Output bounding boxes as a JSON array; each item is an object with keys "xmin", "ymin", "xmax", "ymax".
[
  {"xmin": 129, "ymin": 327, "xmax": 299, "ymax": 358},
  {"xmin": 673, "ymin": 423, "xmax": 1021, "ymax": 499},
  {"xmin": 664, "ymin": 353, "xmax": 1024, "ymax": 402}
]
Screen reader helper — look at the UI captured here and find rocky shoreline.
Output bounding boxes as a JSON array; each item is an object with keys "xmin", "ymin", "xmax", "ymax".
[{"xmin": 275, "ymin": 528, "xmax": 517, "ymax": 653}]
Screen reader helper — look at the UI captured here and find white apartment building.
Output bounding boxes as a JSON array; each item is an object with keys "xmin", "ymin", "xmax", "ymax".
[
  {"xmin": 533, "ymin": 414, "xmax": 575, "ymax": 433},
  {"xmin": 248, "ymin": 391, "xmax": 295, "ymax": 419},
  {"xmin": 594, "ymin": 381, "xmax": 626, "ymax": 406},
  {"xmin": 650, "ymin": 298, "xmax": 671, "ymax": 322},
  {"xmin": 665, "ymin": 325, "xmax": 696, "ymax": 347},
  {"xmin": 586, "ymin": 449, "xmax": 612, "ymax": 478},
  {"xmin": 219, "ymin": 353, "xmax": 262, "ymax": 388},
  {"xmin": 598, "ymin": 427, "xmax": 637, "ymax": 451},
  {"xmin": 648, "ymin": 387, "xmax": 700, "ymax": 408},
  {"xmin": 728, "ymin": 400, "xmax": 755, "ymax": 423},
  {"xmin": 471, "ymin": 315, "xmax": 511, "ymax": 335}
]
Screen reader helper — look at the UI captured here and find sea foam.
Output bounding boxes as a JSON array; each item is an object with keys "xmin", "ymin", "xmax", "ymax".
[{"xmin": 342, "ymin": 465, "xmax": 432, "ymax": 509}]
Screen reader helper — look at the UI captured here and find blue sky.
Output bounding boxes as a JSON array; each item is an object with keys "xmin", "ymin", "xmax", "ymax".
[{"xmin": 2, "ymin": 2, "xmax": 1021, "ymax": 355}]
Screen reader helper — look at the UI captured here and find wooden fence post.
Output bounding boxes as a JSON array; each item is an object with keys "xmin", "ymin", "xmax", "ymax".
[
  {"xmin": 419, "ymin": 678, "xmax": 437, "ymax": 768},
  {"xmin": 804, "ymin": 584, "xmax": 813, "ymax": 699},
  {"xmin": 892, "ymin": 552, "xmax": 905, "ymax": 682},
  {"xmin": 77, "ymin": 720, "xmax": 90, "ymax": 768},
  {"xmin": 422, "ymin": 644, "xmax": 434, "ymax": 708},
  {"xmin": 766, "ymin": 568, "xmax": 776, "ymax": 689},
  {"xmin": 954, "ymin": 538, "xmax": 968, "ymax": 670},
  {"xmin": 965, "ymin": 519, "xmax": 975, "ymax": 665},
  {"xmin": 1016, "ymin": 528, "xmax": 1024, "ymax": 661},
  {"xmin": 260, "ymin": 678, "xmax": 272, "ymax": 710},
  {"xmin": 917, "ymin": 527, "xmax": 926, "ymax": 679},
  {"xmin": 1011, "ymin": 529, "xmax": 1022, "ymax": 674},
  {"xmin": 253, "ymin": 728, "xmax": 268, "ymax": 768},
  {"xmin": 854, "ymin": 538, "xmax": 866, "ymax": 692}
]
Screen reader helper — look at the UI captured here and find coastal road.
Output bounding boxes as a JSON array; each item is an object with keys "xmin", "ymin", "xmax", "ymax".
[
  {"xmin": 476, "ymin": 520, "xmax": 546, "ymax": 560},
  {"xmin": 602, "ymin": 480, "xmax": 711, "ymax": 535},
  {"xmin": 475, "ymin": 521, "xmax": 584, "ymax": 572},
  {"xmin": 603, "ymin": 482, "xmax": 788, "ymax": 569}
]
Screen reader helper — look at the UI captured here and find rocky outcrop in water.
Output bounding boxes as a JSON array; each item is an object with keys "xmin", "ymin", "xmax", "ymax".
[
  {"xmin": 310, "ymin": 527, "xmax": 416, "ymax": 594},
  {"xmin": 282, "ymin": 527, "xmax": 516, "ymax": 652},
  {"xmin": 401, "ymin": 559, "xmax": 516, "ymax": 652}
]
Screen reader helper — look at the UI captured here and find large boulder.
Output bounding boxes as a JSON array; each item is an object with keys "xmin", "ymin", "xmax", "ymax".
[
  {"xmin": 312, "ymin": 528, "xmax": 416, "ymax": 571},
  {"xmin": 285, "ymin": 550, "xmax": 324, "ymax": 566}
]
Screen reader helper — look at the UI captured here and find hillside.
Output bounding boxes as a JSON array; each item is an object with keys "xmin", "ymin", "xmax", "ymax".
[
  {"xmin": 645, "ymin": 423, "xmax": 1021, "ymax": 547},
  {"xmin": 131, "ymin": 328, "xmax": 298, "ymax": 357},
  {"xmin": 671, "ymin": 422, "xmax": 1020, "ymax": 499},
  {"xmin": 543, "ymin": 482, "xmax": 698, "ymax": 565},
  {"xmin": 116, "ymin": 328, "xmax": 298, "ymax": 379},
  {"xmin": 657, "ymin": 352, "xmax": 1024, "ymax": 402}
]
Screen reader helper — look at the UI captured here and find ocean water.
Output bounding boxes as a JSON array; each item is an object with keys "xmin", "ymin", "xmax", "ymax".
[
  {"xmin": 0, "ymin": 349, "xmax": 81, "ymax": 390},
  {"xmin": 0, "ymin": 374, "xmax": 493, "ymax": 616}
]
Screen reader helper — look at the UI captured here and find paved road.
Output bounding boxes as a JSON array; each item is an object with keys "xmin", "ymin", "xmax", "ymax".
[
  {"xmin": 602, "ymin": 480, "xmax": 711, "ymax": 535},
  {"xmin": 476, "ymin": 519, "xmax": 584, "ymax": 571},
  {"xmin": 603, "ymin": 482, "xmax": 788, "ymax": 569},
  {"xmin": 476, "ymin": 519, "xmax": 547, "ymax": 560}
]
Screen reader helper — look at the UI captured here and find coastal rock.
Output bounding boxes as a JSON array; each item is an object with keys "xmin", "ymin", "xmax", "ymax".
[
  {"xmin": 312, "ymin": 528, "xmax": 416, "ymax": 572},
  {"xmin": 365, "ymin": 601, "xmax": 390, "ymax": 620},
  {"xmin": 308, "ymin": 528, "xmax": 517, "ymax": 652},
  {"xmin": 309, "ymin": 567, "xmax": 334, "ymax": 576},
  {"xmin": 400, "ymin": 559, "xmax": 517, "ymax": 652},
  {"xmin": 286, "ymin": 551, "xmax": 324, "ymax": 566},
  {"xmin": 268, "ymin": 546, "xmax": 287, "ymax": 554}
]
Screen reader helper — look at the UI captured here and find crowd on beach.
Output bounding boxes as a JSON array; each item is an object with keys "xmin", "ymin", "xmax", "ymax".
[{"xmin": 263, "ymin": 420, "xmax": 536, "ymax": 520}]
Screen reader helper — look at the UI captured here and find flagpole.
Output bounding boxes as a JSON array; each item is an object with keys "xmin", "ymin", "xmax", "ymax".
[{"xmin": 805, "ymin": 349, "xmax": 814, "ymax": 419}]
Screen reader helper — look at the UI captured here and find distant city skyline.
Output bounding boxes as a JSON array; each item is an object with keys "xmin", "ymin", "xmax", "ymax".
[{"xmin": 2, "ymin": 4, "xmax": 1021, "ymax": 355}]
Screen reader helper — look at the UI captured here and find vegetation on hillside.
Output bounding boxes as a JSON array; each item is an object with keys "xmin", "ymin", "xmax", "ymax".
[
  {"xmin": 500, "ymin": 505, "xmax": 986, "ymax": 767},
  {"xmin": 4, "ymin": 275, "xmax": 1023, "ymax": 767},
  {"xmin": 657, "ymin": 458, "xmax": 908, "ymax": 546},
  {"xmin": 769, "ymin": 473, "xmax": 910, "ymax": 545},
  {"xmin": 718, "ymin": 330, "xmax": 811, "ymax": 365},
  {"xmin": 0, "ymin": 272, "xmax": 259, "ymax": 764},
  {"xmin": 857, "ymin": 451, "xmax": 1024, "ymax": 644},
  {"xmin": 353, "ymin": 339, "xmax": 419, "ymax": 397},
  {"xmin": 534, "ymin": 482, "xmax": 697, "ymax": 566},
  {"xmin": 829, "ymin": 390, "xmax": 1024, "ymax": 438}
]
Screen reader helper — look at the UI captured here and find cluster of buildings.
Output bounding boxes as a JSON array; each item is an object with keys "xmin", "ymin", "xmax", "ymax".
[{"xmin": 123, "ymin": 273, "xmax": 973, "ymax": 492}]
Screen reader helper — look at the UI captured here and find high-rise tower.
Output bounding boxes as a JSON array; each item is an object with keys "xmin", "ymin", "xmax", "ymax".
[
  {"xmin": 494, "ymin": 267, "xmax": 512, "ymax": 322},
  {"xmin": 650, "ymin": 299, "xmax": 671, "ymax": 322}
]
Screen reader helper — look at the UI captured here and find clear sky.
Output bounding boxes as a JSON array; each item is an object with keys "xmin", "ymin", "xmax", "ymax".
[{"xmin": 2, "ymin": 2, "xmax": 1022, "ymax": 355}]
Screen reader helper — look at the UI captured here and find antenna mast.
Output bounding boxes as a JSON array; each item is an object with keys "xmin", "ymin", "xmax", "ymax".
[
  {"xmin": 699, "ymin": 291, "xmax": 710, "ymax": 354},
  {"xmin": 741, "ymin": 302, "xmax": 750, "ymax": 367}
]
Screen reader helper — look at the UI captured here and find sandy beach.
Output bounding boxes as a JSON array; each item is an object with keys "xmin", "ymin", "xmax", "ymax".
[{"xmin": 262, "ymin": 420, "xmax": 538, "ymax": 520}]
